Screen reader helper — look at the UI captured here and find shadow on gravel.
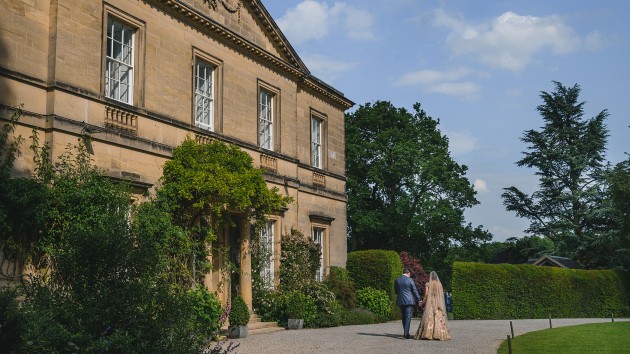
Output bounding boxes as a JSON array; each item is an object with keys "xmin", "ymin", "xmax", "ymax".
[{"xmin": 356, "ymin": 332, "xmax": 403, "ymax": 339}]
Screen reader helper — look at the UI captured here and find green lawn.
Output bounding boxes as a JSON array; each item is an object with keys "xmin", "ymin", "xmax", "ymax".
[{"xmin": 497, "ymin": 322, "xmax": 630, "ymax": 354}]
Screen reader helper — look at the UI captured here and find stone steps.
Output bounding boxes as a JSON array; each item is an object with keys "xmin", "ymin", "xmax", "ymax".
[
  {"xmin": 221, "ymin": 313, "xmax": 285, "ymax": 337},
  {"xmin": 248, "ymin": 314, "xmax": 285, "ymax": 335}
]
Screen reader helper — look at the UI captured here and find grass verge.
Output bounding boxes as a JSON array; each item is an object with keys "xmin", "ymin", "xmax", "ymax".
[{"xmin": 497, "ymin": 321, "xmax": 630, "ymax": 354}]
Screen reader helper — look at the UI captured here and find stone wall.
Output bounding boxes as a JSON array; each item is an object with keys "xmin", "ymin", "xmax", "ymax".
[{"xmin": 0, "ymin": 0, "xmax": 352, "ymax": 286}]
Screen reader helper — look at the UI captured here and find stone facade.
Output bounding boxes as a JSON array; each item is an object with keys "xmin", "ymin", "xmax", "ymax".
[{"xmin": 0, "ymin": 0, "xmax": 353, "ymax": 308}]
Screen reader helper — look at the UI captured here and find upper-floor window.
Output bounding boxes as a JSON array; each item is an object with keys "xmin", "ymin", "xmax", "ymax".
[
  {"xmin": 259, "ymin": 90, "xmax": 274, "ymax": 150},
  {"xmin": 105, "ymin": 18, "xmax": 135, "ymax": 104},
  {"xmin": 195, "ymin": 60, "xmax": 214, "ymax": 131},
  {"xmin": 311, "ymin": 116, "xmax": 322, "ymax": 168}
]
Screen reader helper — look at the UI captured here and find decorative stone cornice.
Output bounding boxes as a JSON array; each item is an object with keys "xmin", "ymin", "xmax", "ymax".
[
  {"xmin": 309, "ymin": 212, "xmax": 335, "ymax": 224},
  {"xmin": 241, "ymin": 0, "xmax": 308, "ymax": 72},
  {"xmin": 153, "ymin": 0, "xmax": 354, "ymax": 110},
  {"xmin": 204, "ymin": 0, "xmax": 242, "ymax": 23}
]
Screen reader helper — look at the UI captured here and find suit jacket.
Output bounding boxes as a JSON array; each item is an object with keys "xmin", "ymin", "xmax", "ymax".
[{"xmin": 394, "ymin": 274, "xmax": 421, "ymax": 306}]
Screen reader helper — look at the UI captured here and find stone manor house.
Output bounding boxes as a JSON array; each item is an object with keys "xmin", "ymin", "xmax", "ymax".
[{"xmin": 0, "ymin": 0, "xmax": 353, "ymax": 311}]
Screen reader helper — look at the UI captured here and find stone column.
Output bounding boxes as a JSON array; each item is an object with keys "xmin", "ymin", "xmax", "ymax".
[{"xmin": 239, "ymin": 217, "xmax": 253, "ymax": 311}]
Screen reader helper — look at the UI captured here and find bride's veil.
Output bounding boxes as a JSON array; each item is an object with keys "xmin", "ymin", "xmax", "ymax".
[
  {"xmin": 427, "ymin": 271, "xmax": 447, "ymax": 313},
  {"xmin": 417, "ymin": 270, "xmax": 450, "ymax": 339},
  {"xmin": 422, "ymin": 272, "xmax": 446, "ymax": 321}
]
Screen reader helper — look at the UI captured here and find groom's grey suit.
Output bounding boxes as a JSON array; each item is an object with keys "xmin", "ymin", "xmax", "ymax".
[{"xmin": 394, "ymin": 274, "xmax": 421, "ymax": 339}]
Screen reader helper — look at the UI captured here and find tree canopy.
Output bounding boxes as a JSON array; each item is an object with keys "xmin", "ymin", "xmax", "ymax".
[
  {"xmin": 502, "ymin": 81, "xmax": 610, "ymax": 265},
  {"xmin": 155, "ymin": 138, "xmax": 292, "ymax": 287},
  {"xmin": 345, "ymin": 101, "xmax": 490, "ymax": 269}
]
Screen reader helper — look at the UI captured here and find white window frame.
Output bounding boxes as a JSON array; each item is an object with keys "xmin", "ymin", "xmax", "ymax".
[
  {"xmin": 313, "ymin": 227, "xmax": 325, "ymax": 281},
  {"xmin": 194, "ymin": 60, "xmax": 215, "ymax": 131},
  {"xmin": 311, "ymin": 116, "xmax": 322, "ymax": 168},
  {"xmin": 258, "ymin": 90, "xmax": 274, "ymax": 150},
  {"xmin": 260, "ymin": 221, "xmax": 275, "ymax": 288},
  {"xmin": 105, "ymin": 17, "xmax": 135, "ymax": 104}
]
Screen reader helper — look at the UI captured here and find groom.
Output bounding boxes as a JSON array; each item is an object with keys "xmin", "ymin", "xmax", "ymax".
[{"xmin": 394, "ymin": 268, "xmax": 422, "ymax": 339}]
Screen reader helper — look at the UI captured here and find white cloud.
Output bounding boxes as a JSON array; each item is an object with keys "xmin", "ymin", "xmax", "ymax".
[
  {"xmin": 473, "ymin": 179, "xmax": 489, "ymax": 194},
  {"xmin": 396, "ymin": 67, "xmax": 472, "ymax": 86},
  {"xmin": 277, "ymin": 1, "xmax": 330, "ymax": 43},
  {"xmin": 301, "ymin": 54, "xmax": 357, "ymax": 82},
  {"xmin": 427, "ymin": 82, "xmax": 480, "ymax": 96},
  {"xmin": 396, "ymin": 67, "xmax": 481, "ymax": 98},
  {"xmin": 342, "ymin": 6, "xmax": 376, "ymax": 40},
  {"xmin": 435, "ymin": 10, "xmax": 583, "ymax": 71},
  {"xmin": 489, "ymin": 226, "xmax": 524, "ymax": 242},
  {"xmin": 277, "ymin": 1, "xmax": 375, "ymax": 43},
  {"xmin": 584, "ymin": 31, "xmax": 605, "ymax": 51},
  {"xmin": 506, "ymin": 88, "xmax": 523, "ymax": 98},
  {"xmin": 446, "ymin": 130, "xmax": 477, "ymax": 155}
]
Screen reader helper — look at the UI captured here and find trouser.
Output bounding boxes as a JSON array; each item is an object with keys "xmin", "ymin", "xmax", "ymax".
[{"xmin": 399, "ymin": 305, "xmax": 414, "ymax": 336}]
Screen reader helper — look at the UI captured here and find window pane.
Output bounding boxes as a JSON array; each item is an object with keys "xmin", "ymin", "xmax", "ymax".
[
  {"xmin": 119, "ymin": 64, "xmax": 130, "ymax": 84},
  {"xmin": 119, "ymin": 83, "xmax": 129, "ymax": 103},
  {"xmin": 106, "ymin": 35, "xmax": 112, "ymax": 57},
  {"xmin": 113, "ymin": 21, "xmax": 123, "ymax": 42},
  {"xmin": 111, "ymin": 40, "xmax": 120, "ymax": 61},
  {"xmin": 195, "ymin": 96, "xmax": 203, "ymax": 122},
  {"xmin": 109, "ymin": 79, "xmax": 119, "ymax": 99},
  {"xmin": 122, "ymin": 44, "xmax": 132, "ymax": 65},
  {"xmin": 122, "ymin": 28, "xmax": 132, "ymax": 48}
]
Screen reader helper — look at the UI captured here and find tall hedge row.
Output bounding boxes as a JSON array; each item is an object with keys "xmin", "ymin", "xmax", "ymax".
[
  {"xmin": 347, "ymin": 250, "xmax": 402, "ymax": 318},
  {"xmin": 452, "ymin": 262, "xmax": 630, "ymax": 320}
]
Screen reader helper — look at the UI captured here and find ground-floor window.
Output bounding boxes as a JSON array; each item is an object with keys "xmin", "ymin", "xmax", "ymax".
[
  {"xmin": 313, "ymin": 227, "xmax": 325, "ymax": 281},
  {"xmin": 260, "ymin": 221, "xmax": 275, "ymax": 288}
]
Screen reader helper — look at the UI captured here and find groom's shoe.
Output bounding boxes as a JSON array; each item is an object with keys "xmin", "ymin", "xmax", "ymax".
[{"xmin": 405, "ymin": 334, "xmax": 411, "ymax": 339}]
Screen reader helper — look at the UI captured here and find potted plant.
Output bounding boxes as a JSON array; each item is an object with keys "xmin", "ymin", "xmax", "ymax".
[
  {"xmin": 228, "ymin": 295, "xmax": 249, "ymax": 338},
  {"xmin": 284, "ymin": 291, "xmax": 305, "ymax": 330}
]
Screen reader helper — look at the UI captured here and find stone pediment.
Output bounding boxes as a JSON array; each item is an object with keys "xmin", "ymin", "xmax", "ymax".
[
  {"xmin": 154, "ymin": 0, "xmax": 353, "ymax": 109},
  {"xmin": 159, "ymin": 0, "xmax": 308, "ymax": 74}
]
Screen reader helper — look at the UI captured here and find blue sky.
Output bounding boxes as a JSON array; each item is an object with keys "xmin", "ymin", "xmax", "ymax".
[{"xmin": 264, "ymin": 0, "xmax": 630, "ymax": 242}]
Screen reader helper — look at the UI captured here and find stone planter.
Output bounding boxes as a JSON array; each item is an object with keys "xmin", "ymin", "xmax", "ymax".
[
  {"xmin": 287, "ymin": 318, "xmax": 304, "ymax": 330},
  {"xmin": 228, "ymin": 325, "xmax": 248, "ymax": 339}
]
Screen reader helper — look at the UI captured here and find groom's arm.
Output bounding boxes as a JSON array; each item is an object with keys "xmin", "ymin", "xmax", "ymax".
[{"xmin": 411, "ymin": 279, "xmax": 421, "ymax": 303}]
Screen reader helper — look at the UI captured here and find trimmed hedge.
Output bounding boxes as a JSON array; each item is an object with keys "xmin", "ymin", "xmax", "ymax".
[
  {"xmin": 452, "ymin": 262, "xmax": 630, "ymax": 320},
  {"xmin": 356, "ymin": 287, "xmax": 391, "ymax": 318},
  {"xmin": 347, "ymin": 249, "xmax": 402, "ymax": 318},
  {"xmin": 229, "ymin": 295, "xmax": 249, "ymax": 326},
  {"xmin": 324, "ymin": 266, "xmax": 357, "ymax": 309}
]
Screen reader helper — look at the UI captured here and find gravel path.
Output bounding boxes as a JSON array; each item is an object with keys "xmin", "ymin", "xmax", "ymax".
[{"xmin": 228, "ymin": 317, "xmax": 628, "ymax": 354}]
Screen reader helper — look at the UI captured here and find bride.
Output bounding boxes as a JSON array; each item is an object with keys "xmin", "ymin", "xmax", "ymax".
[{"xmin": 414, "ymin": 271, "xmax": 451, "ymax": 340}]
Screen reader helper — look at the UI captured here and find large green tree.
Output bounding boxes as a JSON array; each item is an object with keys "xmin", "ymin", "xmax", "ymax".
[
  {"xmin": 346, "ymin": 101, "xmax": 490, "ymax": 268},
  {"xmin": 502, "ymin": 81, "xmax": 609, "ymax": 263},
  {"xmin": 0, "ymin": 123, "xmax": 224, "ymax": 352}
]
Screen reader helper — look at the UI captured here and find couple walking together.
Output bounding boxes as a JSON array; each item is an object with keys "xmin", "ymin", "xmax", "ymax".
[{"xmin": 394, "ymin": 268, "xmax": 451, "ymax": 340}]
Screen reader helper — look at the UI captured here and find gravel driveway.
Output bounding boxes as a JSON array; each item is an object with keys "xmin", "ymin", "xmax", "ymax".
[{"xmin": 228, "ymin": 317, "xmax": 628, "ymax": 354}]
